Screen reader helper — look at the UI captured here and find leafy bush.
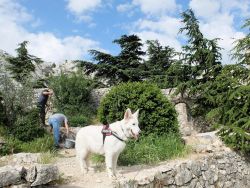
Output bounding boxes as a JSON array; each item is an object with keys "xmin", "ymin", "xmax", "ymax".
[
  {"xmin": 9, "ymin": 108, "xmax": 46, "ymax": 142},
  {"xmin": 98, "ymin": 82, "xmax": 178, "ymax": 135},
  {"xmin": 69, "ymin": 114, "xmax": 88, "ymax": 127},
  {"xmin": 49, "ymin": 73, "xmax": 95, "ymax": 125}
]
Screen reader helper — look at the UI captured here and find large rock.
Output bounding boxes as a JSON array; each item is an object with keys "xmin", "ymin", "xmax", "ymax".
[
  {"xmin": 24, "ymin": 166, "xmax": 36, "ymax": 183},
  {"xmin": 0, "ymin": 165, "xmax": 25, "ymax": 187},
  {"xmin": 12, "ymin": 153, "xmax": 41, "ymax": 165},
  {"xmin": 31, "ymin": 164, "xmax": 59, "ymax": 186},
  {"xmin": 175, "ymin": 163, "xmax": 193, "ymax": 186},
  {"xmin": 182, "ymin": 131, "xmax": 226, "ymax": 153}
]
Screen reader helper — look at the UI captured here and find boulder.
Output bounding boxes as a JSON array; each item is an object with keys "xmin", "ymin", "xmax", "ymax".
[
  {"xmin": 0, "ymin": 165, "xmax": 25, "ymax": 187},
  {"xmin": 12, "ymin": 153, "xmax": 41, "ymax": 165},
  {"xmin": 31, "ymin": 164, "xmax": 59, "ymax": 186},
  {"xmin": 24, "ymin": 166, "xmax": 36, "ymax": 183}
]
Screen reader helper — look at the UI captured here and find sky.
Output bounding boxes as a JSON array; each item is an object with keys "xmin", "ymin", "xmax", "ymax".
[{"xmin": 0, "ymin": 0, "xmax": 249, "ymax": 64}]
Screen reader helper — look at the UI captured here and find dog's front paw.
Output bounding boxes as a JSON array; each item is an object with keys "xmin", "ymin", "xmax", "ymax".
[
  {"xmin": 107, "ymin": 168, "xmax": 116, "ymax": 179},
  {"xmin": 111, "ymin": 174, "xmax": 118, "ymax": 182},
  {"xmin": 116, "ymin": 172, "xmax": 125, "ymax": 179}
]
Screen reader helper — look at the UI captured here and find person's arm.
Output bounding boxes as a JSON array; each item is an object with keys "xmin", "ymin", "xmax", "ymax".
[
  {"xmin": 64, "ymin": 118, "xmax": 69, "ymax": 136},
  {"xmin": 42, "ymin": 90, "xmax": 53, "ymax": 96}
]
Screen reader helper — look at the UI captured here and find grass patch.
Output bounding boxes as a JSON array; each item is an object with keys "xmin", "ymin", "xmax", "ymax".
[
  {"xmin": 90, "ymin": 133, "xmax": 190, "ymax": 166},
  {"xmin": 119, "ymin": 133, "xmax": 190, "ymax": 166},
  {"xmin": 17, "ymin": 135, "xmax": 55, "ymax": 153},
  {"xmin": 91, "ymin": 153, "xmax": 105, "ymax": 164},
  {"xmin": 39, "ymin": 150, "xmax": 57, "ymax": 164},
  {"xmin": 1, "ymin": 134, "xmax": 55, "ymax": 156}
]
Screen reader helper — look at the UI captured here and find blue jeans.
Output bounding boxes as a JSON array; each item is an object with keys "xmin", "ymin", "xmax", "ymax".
[{"xmin": 48, "ymin": 118, "xmax": 61, "ymax": 147}]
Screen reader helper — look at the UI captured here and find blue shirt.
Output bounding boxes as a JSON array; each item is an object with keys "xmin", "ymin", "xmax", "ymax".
[{"xmin": 49, "ymin": 113, "xmax": 68, "ymax": 125}]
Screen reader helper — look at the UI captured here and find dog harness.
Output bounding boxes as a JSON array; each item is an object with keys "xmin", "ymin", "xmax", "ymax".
[{"xmin": 101, "ymin": 124, "xmax": 125, "ymax": 144}]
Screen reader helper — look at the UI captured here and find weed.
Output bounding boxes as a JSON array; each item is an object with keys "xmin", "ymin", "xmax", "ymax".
[{"xmin": 39, "ymin": 151, "xmax": 57, "ymax": 164}]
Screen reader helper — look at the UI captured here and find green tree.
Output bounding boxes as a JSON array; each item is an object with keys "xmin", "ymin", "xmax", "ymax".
[
  {"xmin": 188, "ymin": 17, "xmax": 250, "ymax": 153},
  {"xmin": 232, "ymin": 18, "xmax": 250, "ymax": 66},
  {"xmin": 175, "ymin": 9, "xmax": 223, "ymax": 102},
  {"xmin": 7, "ymin": 41, "xmax": 43, "ymax": 82},
  {"xmin": 204, "ymin": 65, "xmax": 250, "ymax": 153},
  {"xmin": 146, "ymin": 40, "xmax": 176, "ymax": 71},
  {"xmin": 144, "ymin": 40, "xmax": 178, "ymax": 88},
  {"xmin": 179, "ymin": 9, "xmax": 222, "ymax": 84},
  {"xmin": 77, "ymin": 35, "xmax": 145, "ymax": 86},
  {"xmin": 0, "ymin": 75, "xmax": 35, "ymax": 126}
]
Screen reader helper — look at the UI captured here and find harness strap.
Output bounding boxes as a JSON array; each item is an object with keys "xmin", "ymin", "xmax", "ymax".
[
  {"xmin": 111, "ymin": 131, "xmax": 125, "ymax": 142},
  {"xmin": 101, "ymin": 124, "xmax": 125, "ymax": 144}
]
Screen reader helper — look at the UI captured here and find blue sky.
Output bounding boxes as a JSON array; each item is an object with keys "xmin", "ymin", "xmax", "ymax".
[{"xmin": 0, "ymin": 0, "xmax": 249, "ymax": 64}]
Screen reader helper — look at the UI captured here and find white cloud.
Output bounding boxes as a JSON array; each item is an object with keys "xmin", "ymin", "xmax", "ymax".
[
  {"xmin": 132, "ymin": 0, "xmax": 177, "ymax": 16},
  {"xmin": 0, "ymin": 0, "xmax": 32, "ymax": 23},
  {"xmin": 189, "ymin": 0, "xmax": 249, "ymax": 64},
  {"xmin": 189, "ymin": 0, "xmax": 220, "ymax": 19},
  {"xmin": 66, "ymin": 0, "xmax": 101, "ymax": 23},
  {"xmin": 190, "ymin": 0, "xmax": 250, "ymax": 20},
  {"xmin": 132, "ymin": 16, "xmax": 182, "ymax": 51},
  {"xmin": 66, "ymin": 0, "xmax": 101, "ymax": 14},
  {"xmin": 27, "ymin": 33, "xmax": 99, "ymax": 63},
  {"xmin": 0, "ymin": 0, "xmax": 101, "ymax": 63},
  {"xmin": 117, "ymin": 3, "xmax": 134, "ymax": 13}
]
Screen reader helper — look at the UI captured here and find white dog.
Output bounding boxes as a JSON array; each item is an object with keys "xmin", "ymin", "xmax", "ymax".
[{"xmin": 75, "ymin": 108, "xmax": 140, "ymax": 178}]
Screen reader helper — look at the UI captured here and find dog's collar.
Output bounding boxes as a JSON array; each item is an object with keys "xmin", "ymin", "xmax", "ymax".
[{"xmin": 121, "ymin": 124, "xmax": 130, "ymax": 140}]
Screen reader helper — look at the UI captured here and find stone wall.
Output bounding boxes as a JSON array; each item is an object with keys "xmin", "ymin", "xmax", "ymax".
[{"xmin": 117, "ymin": 151, "xmax": 250, "ymax": 188}]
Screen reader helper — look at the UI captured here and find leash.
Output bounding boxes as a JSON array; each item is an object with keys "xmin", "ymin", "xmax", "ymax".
[{"xmin": 101, "ymin": 124, "xmax": 125, "ymax": 144}]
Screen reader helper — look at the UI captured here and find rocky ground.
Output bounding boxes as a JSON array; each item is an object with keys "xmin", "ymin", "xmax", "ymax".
[
  {"xmin": 53, "ymin": 131, "xmax": 229, "ymax": 188},
  {"xmin": 0, "ymin": 131, "xmax": 236, "ymax": 188}
]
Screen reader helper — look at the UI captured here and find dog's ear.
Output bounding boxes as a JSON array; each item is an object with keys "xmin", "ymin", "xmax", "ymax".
[
  {"xmin": 124, "ymin": 108, "xmax": 132, "ymax": 120},
  {"xmin": 133, "ymin": 109, "xmax": 139, "ymax": 118}
]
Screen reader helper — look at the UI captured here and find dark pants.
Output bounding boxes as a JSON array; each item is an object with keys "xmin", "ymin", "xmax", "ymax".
[{"xmin": 37, "ymin": 104, "xmax": 46, "ymax": 127}]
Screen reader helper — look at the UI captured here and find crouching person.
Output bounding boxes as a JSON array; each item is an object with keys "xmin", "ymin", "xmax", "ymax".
[{"xmin": 48, "ymin": 113, "xmax": 69, "ymax": 148}]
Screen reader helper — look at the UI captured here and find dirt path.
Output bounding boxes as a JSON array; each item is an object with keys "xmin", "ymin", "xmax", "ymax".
[
  {"xmin": 55, "ymin": 149, "xmax": 152, "ymax": 188},
  {"xmin": 54, "ymin": 149, "xmax": 206, "ymax": 188}
]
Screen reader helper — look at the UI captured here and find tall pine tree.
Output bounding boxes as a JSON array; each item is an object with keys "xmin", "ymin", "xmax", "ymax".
[
  {"xmin": 7, "ymin": 41, "xmax": 43, "ymax": 82},
  {"xmin": 76, "ymin": 35, "xmax": 145, "ymax": 86}
]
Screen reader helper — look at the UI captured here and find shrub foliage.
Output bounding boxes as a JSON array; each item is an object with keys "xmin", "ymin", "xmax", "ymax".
[
  {"xmin": 10, "ymin": 109, "xmax": 46, "ymax": 142},
  {"xmin": 49, "ymin": 73, "xmax": 95, "ymax": 126},
  {"xmin": 98, "ymin": 82, "xmax": 178, "ymax": 135}
]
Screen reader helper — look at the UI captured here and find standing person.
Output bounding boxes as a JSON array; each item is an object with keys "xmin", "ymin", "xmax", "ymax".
[
  {"xmin": 37, "ymin": 88, "xmax": 53, "ymax": 127},
  {"xmin": 48, "ymin": 113, "xmax": 69, "ymax": 148}
]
